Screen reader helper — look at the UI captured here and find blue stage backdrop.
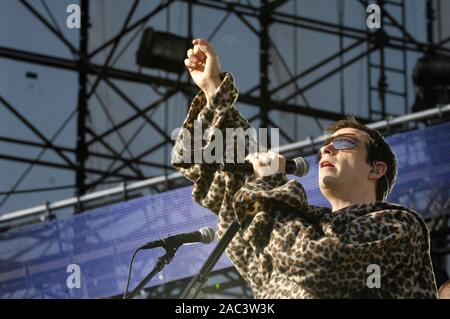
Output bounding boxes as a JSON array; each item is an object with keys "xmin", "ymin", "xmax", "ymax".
[{"xmin": 0, "ymin": 121, "xmax": 449, "ymax": 298}]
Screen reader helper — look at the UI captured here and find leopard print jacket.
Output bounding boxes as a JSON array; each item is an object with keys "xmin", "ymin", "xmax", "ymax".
[{"xmin": 172, "ymin": 72, "xmax": 437, "ymax": 299}]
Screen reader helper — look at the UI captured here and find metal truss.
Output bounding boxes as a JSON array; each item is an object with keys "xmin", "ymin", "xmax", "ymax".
[{"xmin": 1, "ymin": 0, "xmax": 449, "ymax": 209}]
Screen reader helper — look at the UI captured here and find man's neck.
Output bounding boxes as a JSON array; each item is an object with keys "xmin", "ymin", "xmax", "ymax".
[{"xmin": 327, "ymin": 192, "xmax": 377, "ymax": 212}]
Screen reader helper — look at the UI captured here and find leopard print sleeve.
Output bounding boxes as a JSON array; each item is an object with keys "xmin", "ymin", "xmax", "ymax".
[
  {"xmin": 228, "ymin": 173, "xmax": 316, "ymax": 294},
  {"xmin": 171, "ymin": 72, "xmax": 249, "ymax": 214},
  {"xmin": 172, "ymin": 73, "xmax": 300, "ymax": 291},
  {"xmin": 232, "ymin": 173, "xmax": 309, "ymax": 249}
]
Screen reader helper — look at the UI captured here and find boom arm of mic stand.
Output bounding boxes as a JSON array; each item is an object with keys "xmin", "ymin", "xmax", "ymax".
[{"xmin": 179, "ymin": 217, "xmax": 251, "ymax": 299}]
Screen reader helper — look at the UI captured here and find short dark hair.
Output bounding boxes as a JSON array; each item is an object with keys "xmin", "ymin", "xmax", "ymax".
[{"xmin": 321, "ymin": 116, "xmax": 398, "ymax": 201}]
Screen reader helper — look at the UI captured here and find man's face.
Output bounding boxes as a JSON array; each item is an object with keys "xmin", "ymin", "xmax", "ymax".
[{"xmin": 318, "ymin": 128, "xmax": 373, "ymax": 197}]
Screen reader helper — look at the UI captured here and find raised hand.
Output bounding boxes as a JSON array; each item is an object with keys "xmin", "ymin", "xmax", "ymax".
[{"xmin": 184, "ymin": 38, "xmax": 222, "ymax": 102}]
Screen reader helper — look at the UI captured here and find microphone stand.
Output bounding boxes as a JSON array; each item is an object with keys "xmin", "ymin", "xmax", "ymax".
[
  {"xmin": 124, "ymin": 245, "xmax": 179, "ymax": 299},
  {"xmin": 179, "ymin": 217, "xmax": 250, "ymax": 299}
]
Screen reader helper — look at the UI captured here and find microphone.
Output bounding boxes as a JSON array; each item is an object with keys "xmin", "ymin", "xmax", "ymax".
[
  {"xmin": 173, "ymin": 156, "xmax": 310, "ymax": 177},
  {"xmin": 139, "ymin": 227, "xmax": 215, "ymax": 250}
]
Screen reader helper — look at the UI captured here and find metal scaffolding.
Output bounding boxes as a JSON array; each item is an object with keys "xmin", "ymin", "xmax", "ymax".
[{"xmin": 1, "ymin": 0, "xmax": 449, "ymax": 209}]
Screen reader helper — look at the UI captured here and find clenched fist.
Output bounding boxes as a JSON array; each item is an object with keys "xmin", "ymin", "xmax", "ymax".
[
  {"xmin": 184, "ymin": 38, "xmax": 222, "ymax": 103},
  {"xmin": 246, "ymin": 151, "xmax": 286, "ymax": 178}
]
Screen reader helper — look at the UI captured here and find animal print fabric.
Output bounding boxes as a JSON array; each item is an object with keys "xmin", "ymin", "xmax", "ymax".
[{"xmin": 172, "ymin": 72, "xmax": 437, "ymax": 299}]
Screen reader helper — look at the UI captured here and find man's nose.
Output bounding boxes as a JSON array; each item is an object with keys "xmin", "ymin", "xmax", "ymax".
[{"xmin": 320, "ymin": 142, "xmax": 336, "ymax": 157}]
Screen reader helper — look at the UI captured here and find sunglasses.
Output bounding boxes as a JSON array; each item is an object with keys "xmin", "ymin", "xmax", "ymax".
[{"xmin": 316, "ymin": 136, "xmax": 359, "ymax": 163}]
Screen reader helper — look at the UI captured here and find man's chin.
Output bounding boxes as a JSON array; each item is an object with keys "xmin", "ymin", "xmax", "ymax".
[{"xmin": 319, "ymin": 175, "xmax": 340, "ymax": 189}]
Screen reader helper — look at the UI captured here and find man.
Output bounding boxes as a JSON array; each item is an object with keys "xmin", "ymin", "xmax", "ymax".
[{"xmin": 172, "ymin": 38, "xmax": 437, "ymax": 298}]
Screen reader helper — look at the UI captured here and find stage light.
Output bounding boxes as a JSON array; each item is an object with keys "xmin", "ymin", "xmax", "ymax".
[
  {"xmin": 136, "ymin": 27, "xmax": 190, "ymax": 74},
  {"xmin": 412, "ymin": 55, "xmax": 450, "ymax": 112}
]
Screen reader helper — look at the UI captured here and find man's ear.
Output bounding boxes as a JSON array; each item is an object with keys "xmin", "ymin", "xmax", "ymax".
[{"xmin": 369, "ymin": 161, "xmax": 387, "ymax": 180}]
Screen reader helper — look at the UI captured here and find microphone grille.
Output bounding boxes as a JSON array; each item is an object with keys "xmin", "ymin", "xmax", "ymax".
[
  {"xmin": 199, "ymin": 227, "xmax": 215, "ymax": 244},
  {"xmin": 293, "ymin": 157, "xmax": 310, "ymax": 177}
]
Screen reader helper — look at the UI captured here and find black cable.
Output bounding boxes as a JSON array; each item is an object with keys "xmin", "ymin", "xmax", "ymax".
[{"xmin": 123, "ymin": 247, "xmax": 142, "ymax": 299}]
